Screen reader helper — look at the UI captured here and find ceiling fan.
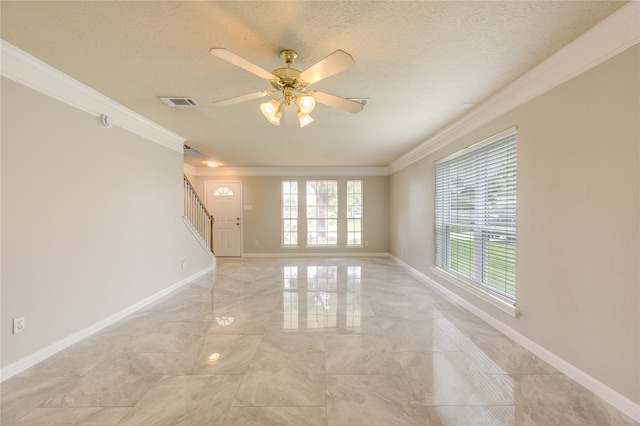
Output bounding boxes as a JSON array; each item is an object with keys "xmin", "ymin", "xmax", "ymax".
[{"xmin": 210, "ymin": 48, "xmax": 365, "ymax": 127}]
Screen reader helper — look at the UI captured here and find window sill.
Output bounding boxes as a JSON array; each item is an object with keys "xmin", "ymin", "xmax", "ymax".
[
  {"xmin": 431, "ymin": 267, "xmax": 518, "ymax": 318},
  {"xmin": 305, "ymin": 245, "xmax": 340, "ymax": 249},
  {"xmin": 346, "ymin": 245, "xmax": 364, "ymax": 249}
]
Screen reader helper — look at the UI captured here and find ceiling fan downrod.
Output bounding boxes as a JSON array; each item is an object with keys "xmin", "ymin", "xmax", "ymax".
[{"xmin": 279, "ymin": 49, "xmax": 298, "ymax": 67}]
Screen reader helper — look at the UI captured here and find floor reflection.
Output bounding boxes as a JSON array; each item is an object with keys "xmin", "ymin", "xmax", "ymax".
[
  {"xmin": 280, "ymin": 262, "xmax": 517, "ymax": 423},
  {"xmin": 431, "ymin": 311, "xmax": 514, "ymax": 422},
  {"xmin": 282, "ymin": 265, "xmax": 362, "ymax": 331},
  {"xmin": 2, "ymin": 257, "xmax": 632, "ymax": 425}
]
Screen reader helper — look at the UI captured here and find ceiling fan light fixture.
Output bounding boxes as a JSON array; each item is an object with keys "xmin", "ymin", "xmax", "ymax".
[
  {"xmin": 296, "ymin": 94, "xmax": 316, "ymax": 114},
  {"xmin": 260, "ymin": 99, "xmax": 282, "ymax": 126},
  {"xmin": 211, "ymin": 48, "xmax": 363, "ymax": 128},
  {"xmin": 297, "ymin": 111, "xmax": 314, "ymax": 128},
  {"xmin": 265, "ymin": 110, "xmax": 282, "ymax": 126}
]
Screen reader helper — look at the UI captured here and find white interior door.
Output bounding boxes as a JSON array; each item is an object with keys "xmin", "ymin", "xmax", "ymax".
[{"xmin": 206, "ymin": 181, "xmax": 242, "ymax": 257}]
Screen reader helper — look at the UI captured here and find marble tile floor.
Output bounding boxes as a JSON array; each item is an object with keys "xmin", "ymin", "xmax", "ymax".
[{"xmin": 2, "ymin": 257, "xmax": 636, "ymax": 425}]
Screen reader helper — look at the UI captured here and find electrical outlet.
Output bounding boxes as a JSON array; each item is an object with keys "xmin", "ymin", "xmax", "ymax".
[
  {"xmin": 13, "ymin": 317, "xmax": 25, "ymax": 334},
  {"xmin": 181, "ymin": 260, "xmax": 187, "ymax": 269},
  {"xmin": 255, "ymin": 240, "xmax": 259, "ymax": 245}
]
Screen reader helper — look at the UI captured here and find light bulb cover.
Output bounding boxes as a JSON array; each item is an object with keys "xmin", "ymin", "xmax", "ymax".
[
  {"xmin": 296, "ymin": 94, "xmax": 316, "ymax": 114},
  {"xmin": 297, "ymin": 111, "xmax": 314, "ymax": 128},
  {"xmin": 260, "ymin": 99, "xmax": 279, "ymax": 116},
  {"xmin": 260, "ymin": 99, "xmax": 282, "ymax": 126}
]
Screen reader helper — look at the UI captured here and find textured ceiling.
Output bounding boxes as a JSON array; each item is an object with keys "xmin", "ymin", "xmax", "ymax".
[{"xmin": 0, "ymin": 1, "xmax": 627, "ymax": 168}]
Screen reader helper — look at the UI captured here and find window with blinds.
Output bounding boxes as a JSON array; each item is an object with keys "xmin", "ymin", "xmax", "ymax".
[{"xmin": 435, "ymin": 128, "xmax": 517, "ymax": 302}]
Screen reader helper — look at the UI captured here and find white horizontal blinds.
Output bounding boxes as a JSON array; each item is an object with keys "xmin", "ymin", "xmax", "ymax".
[
  {"xmin": 435, "ymin": 130, "xmax": 517, "ymax": 301},
  {"xmin": 282, "ymin": 180, "xmax": 298, "ymax": 246}
]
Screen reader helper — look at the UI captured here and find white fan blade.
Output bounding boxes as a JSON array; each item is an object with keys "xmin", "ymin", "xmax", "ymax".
[
  {"xmin": 210, "ymin": 48, "xmax": 276, "ymax": 81},
  {"xmin": 299, "ymin": 50, "xmax": 355, "ymax": 86},
  {"xmin": 214, "ymin": 90, "xmax": 273, "ymax": 106},
  {"xmin": 308, "ymin": 90, "xmax": 365, "ymax": 114}
]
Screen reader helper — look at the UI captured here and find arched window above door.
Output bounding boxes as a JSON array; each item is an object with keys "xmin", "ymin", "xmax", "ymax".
[{"xmin": 213, "ymin": 186, "xmax": 234, "ymax": 197}]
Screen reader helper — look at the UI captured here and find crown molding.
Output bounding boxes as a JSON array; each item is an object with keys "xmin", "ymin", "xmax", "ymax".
[
  {"xmin": 187, "ymin": 166, "xmax": 390, "ymax": 177},
  {"xmin": 0, "ymin": 40, "xmax": 186, "ymax": 153},
  {"xmin": 3, "ymin": 1, "xmax": 636, "ymax": 169},
  {"xmin": 389, "ymin": 2, "xmax": 640, "ymax": 174}
]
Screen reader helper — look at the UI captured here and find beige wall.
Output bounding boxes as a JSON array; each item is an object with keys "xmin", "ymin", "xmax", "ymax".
[
  {"xmin": 195, "ymin": 175, "xmax": 389, "ymax": 255},
  {"xmin": 1, "ymin": 78, "xmax": 213, "ymax": 369},
  {"xmin": 389, "ymin": 46, "xmax": 640, "ymax": 403},
  {"xmin": 184, "ymin": 172, "xmax": 197, "ymax": 189}
]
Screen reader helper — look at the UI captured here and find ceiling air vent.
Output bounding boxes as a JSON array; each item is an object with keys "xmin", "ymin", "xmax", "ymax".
[
  {"xmin": 159, "ymin": 97, "xmax": 200, "ymax": 107},
  {"xmin": 184, "ymin": 144, "xmax": 206, "ymax": 157}
]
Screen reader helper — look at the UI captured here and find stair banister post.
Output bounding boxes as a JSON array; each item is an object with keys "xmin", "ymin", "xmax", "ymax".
[{"xmin": 209, "ymin": 215, "xmax": 215, "ymax": 254}]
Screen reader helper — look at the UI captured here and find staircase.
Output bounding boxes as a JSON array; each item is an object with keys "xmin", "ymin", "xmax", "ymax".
[{"xmin": 183, "ymin": 175, "xmax": 215, "ymax": 255}]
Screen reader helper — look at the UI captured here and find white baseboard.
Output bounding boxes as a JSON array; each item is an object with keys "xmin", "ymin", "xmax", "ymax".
[
  {"xmin": 0, "ymin": 266, "xmax": 215, "ymax": 382},
  {"xmin": 241, "ymin": 252, "xmax": 390, "ymax": 258},
  {"xmin": 390, "ymin": 255, "xmax": 640, "ymax": 423}
]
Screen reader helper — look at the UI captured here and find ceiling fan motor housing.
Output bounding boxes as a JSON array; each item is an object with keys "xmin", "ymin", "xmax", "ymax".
[
  {"xmin": 271, "ymin": 67, "xmax": 302, "ymax": 88},
  {"xmin": 270, "ymin": 49, "xmax": 311, "ymax": 103}
]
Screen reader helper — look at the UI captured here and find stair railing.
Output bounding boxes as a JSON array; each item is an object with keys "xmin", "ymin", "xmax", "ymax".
[{"xmin": 184, "ymin": 175, "xmax": 214, "ymax": 254}]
